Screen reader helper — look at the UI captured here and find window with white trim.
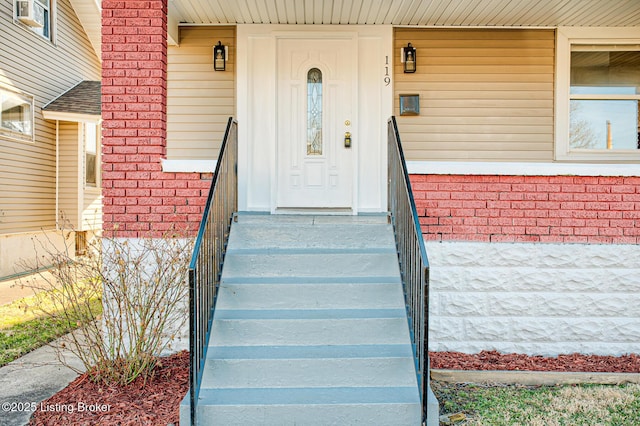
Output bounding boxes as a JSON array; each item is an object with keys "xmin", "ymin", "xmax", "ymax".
[
  {"xmin": 556, "ymin": 28, "xmax": 640, "ymax": 161},
  {"xmin": 84, "ymin": 123, "xmax": 99, "ymax": 187},
  {"xmin": 15, "ymin": 0, "xmax": 53, "ymax": 41},
  {"xmin": 0, "ymin": 87, "xmax": 34, "ymax": 141}
]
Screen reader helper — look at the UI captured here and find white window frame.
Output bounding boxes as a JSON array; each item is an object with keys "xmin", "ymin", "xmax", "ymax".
[
  {"xmin": 0, "ymin": 86, "xmax": 35, "ymax": 142},
  {"xmin": 555, "ymin": 27, "xmax": 640, "ymax": 162},
  {"xmin": 83, "ymin": 122, "xmax": 100, "ymax": 189},
  {"xmin": 14, "ymin": 0, "xmax": 55, "ymax": 42}
]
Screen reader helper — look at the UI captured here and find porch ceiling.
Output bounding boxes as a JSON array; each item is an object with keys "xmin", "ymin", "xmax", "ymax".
[{"xmin": 171, "ymin": 0, "xmax": 640, "ymax": 27}]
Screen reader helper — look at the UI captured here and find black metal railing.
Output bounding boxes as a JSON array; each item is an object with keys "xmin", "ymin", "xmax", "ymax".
[
  {"xmin": 188, "ymin": 117, "xmax": 238, "ymax": 426},
  {"xmin": 387, "ymin": 116, "xmax": 430, "ymax": 421}
]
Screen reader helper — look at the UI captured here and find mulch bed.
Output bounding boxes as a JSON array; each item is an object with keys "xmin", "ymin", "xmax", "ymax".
[
  {"xmin": 29, "ymin": 351, "xmax": 189, "ymax": 426},
  {"xmin": 28, "ymin": 350, "xmax": 640, "ymax": 425},
  {"xmin": 431, "ymin": 350, "xmax": 640, "ymax": 373}
]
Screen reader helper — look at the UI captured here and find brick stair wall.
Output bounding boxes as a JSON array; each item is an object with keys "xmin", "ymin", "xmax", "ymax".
[{"xmin": 411, "ymin": 174, "xmax": 640, "ymax": 244}]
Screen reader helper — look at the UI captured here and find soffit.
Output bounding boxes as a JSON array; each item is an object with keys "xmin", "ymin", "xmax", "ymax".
[
  {"xmin": 68, "ymin": 0, "xmax": 102, "ymax": 59},
  {"xmin": 170, "ymin": 0, "xmax": 640, "ymax": 27}
]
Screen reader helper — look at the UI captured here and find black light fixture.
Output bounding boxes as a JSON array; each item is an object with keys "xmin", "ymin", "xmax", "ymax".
[
  {"xmin": 401, "ymin": 43, "xmax": 416, "ymax": 73},
  {"xmin": 213, "ymin": 41, "xmax": 227, "ymax": 71}
]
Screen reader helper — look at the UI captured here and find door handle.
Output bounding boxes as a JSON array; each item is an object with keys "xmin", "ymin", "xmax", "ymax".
[{"xmin": 344, "ymin": 132, "xmax": 352, "ymax": 148}]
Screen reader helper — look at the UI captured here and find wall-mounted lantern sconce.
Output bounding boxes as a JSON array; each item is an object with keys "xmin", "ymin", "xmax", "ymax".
[
  {"xmin": 213, "ymin": 41, "xmax": 227, "ymax": 71},
  {"xmin": 401, "ymin": 43, "xmax": 416, "ymax": 73}
]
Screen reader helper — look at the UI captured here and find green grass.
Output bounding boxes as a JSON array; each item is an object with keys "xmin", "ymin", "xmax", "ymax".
[
  {"xmin": 0, "ymin": 295, "xmax": 102, "ymax": 367},
  {"xmin": 434, "ymin": 380, "xmax": 640, "ymax": 425},
  {"xmin": 0, "ymin": 290, "xmax": 60, "ymax": 329},
  {"xmin": 0, "ymin": 315, "xmax": 76, "ymax": 366}
]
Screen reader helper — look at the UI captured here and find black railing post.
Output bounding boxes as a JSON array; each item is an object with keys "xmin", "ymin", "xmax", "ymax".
[
  {"xmin": 387, "ymin": 116, "xmax": 431, "ymax": 422},
  {"xmin": 188, "ymin": 117, "xmax": 238, "ymax": 425}
]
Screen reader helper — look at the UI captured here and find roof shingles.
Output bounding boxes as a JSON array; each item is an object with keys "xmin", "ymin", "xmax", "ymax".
[{"xmin": 43, "ymin": 81, "xmax": 101, "ymax": 116}]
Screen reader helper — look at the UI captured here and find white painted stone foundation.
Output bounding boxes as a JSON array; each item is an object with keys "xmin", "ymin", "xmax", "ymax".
[
  {"xmin": 101, "ymin": 237, "xmax": 192, "ymax": 356},
  {"xmin": 426, "ymin": 241, "xmax": 640, "ymax": 356}
]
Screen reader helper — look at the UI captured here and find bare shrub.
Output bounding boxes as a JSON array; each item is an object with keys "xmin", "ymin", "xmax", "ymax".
[{"xmin": 19, "ymin": 227, "xmax": 192, "ymax": 386}]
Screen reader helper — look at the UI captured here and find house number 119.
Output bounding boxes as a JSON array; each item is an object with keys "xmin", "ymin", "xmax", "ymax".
[{"xmin": 384, "ymin": 56, "xmax": 391, "ymax": 86}]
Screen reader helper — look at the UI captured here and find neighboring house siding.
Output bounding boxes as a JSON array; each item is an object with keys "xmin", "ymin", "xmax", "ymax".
[
  {"xmin": 58, "ymin": 122, "xmax": 81, "ymax": 228},
  {"xmin": 394, "ymin": 28, "xmax": 555, "ymax": 162},
  {"xmin": 167, "ymin": 26, "xmax": 236, "ymax": 160},
  {"xmin": 82, "ymin": 184, "xmax": 102, "ymax": 232},
  {"xmin": 0, "ymin": 0, "xmax": 101, "ymax": 236},
  {"xmin": 56, "ymin": 121, "xmax": 102, "ymax": 231}
]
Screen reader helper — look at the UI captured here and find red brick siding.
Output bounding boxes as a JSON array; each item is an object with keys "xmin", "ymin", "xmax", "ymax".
[
  {"xmin": 102, "ymin": 0, "xmax": 208, "ymax": 237},
  {"xmin": 411, "ymin": 175, "xmax": 640, "ymax": 244}
]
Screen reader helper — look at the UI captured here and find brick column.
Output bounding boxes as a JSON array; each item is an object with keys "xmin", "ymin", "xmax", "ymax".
[{"xmin": 101, "ymin": 0, "xmax": 168, "ymax": 238}]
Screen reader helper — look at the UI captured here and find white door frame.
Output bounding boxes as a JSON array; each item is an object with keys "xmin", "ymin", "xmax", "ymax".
[{"xmin": 237, "ymin": 25, "xmax": 393, "ymax": 214}]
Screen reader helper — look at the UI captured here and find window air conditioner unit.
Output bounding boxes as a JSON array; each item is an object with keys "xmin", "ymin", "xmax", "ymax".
[{"xmin": 16, "ymin": 0, "xmax": 45, "ymax": 28}]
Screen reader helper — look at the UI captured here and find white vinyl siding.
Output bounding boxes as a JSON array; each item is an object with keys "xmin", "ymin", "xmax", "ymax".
[
  {"xmin": 394, "ymin": 28, "xmax": 555, "ymax": 162},
  {"xmin": 167, "ymin": 26, "xmax": 236, "ymax": 160},
  {"xmin": 0, "ymin": 0, "xmax": 100, "ymax": 235}
]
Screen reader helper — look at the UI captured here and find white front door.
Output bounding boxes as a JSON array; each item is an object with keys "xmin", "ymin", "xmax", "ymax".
[{"xmin": 276, "ymin": 36, "xmax": 356, "ymax": 211}]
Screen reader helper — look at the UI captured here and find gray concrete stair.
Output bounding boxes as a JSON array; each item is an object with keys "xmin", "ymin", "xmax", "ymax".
[{"xmin": 181, "ymin": 213, "xmax": 422, "ymax": 425}]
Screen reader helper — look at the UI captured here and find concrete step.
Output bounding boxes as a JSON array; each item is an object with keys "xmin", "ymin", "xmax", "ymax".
[
  {"xmin": 204, "ymin": 344, "xmax": 415, "ymax": 360},
  {"xmin": 200, "ymin": 357, "xmax": 418, "ymax": 388},
  {"xmin": 227, "ymin": 219, "xmax": 396, "ymax": 252},
  {"xmin": 234, "ymin": 212, "xmax": 390, "ymax": 226},
  {"xmin": 180, "ymin": 214, "xmax": 423, "ymax": 425},
  {"xmin": 209, "ymin": 317, "xmax": 412, "ymax": 346},
  {"xmin": 221, "ymin": 252, "xmax": 401, "ymax": 281},
  {"xmin": 193, "ymin": 387, "xmax": 421, "ymax": 426},
  {"xmin": 216, "ymin": 283, "xmax": 405, "ymax": 310}
]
